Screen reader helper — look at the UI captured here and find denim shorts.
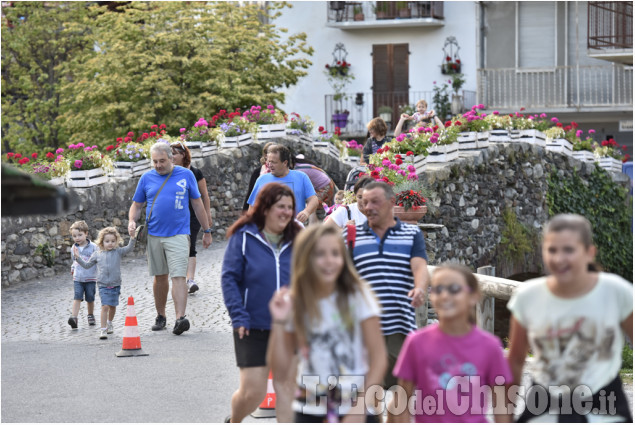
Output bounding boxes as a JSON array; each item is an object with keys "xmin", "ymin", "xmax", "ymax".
[
  {"xmin": 99, "ymin": 286, "xmax": 121, "ymax": 307},
  {"xmin": 73, "ymin": 281, "xmax": 96, "ymax": 303}
]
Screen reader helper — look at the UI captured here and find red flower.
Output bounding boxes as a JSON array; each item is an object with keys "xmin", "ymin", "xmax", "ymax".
[
  {"xmin": 151, "ymin": 124, "xmax": 158, "ymax": 130},
  {"xmin": 31, "ymin": 153, "xmax": 38, "ymax": 159},
  {"xmin": 520, "ymin": 107, "xmax": 525, "ymax": 111},
  {"xmin": 556, "ymin": 123, "xmax": 563, "ymax": 128},
  {"xmin": 127, "ymin": 131, "xmax": 134, "ymax": 137},
  {"xmin": 445, "ymin": 121, "xmax": 452, "ymax": 127},
  {"xmin": 325, "ymin": 64, "xmax": 330, "ymax": 69},
  {"xmin": 116, "ymin": 137, "xmax": 123, "ymax": 143},
  {"xmin": 46, "ymin": 152, "xmax": 54, "ymax": 159},
  {"xmin": 394, "ymin": 154, "xmax": 402, "ymax": 159},
  {"xmin": 446, "ymin": 55, "xmax": 451, "ymax": 62},
  {"xmin": 370, "ymin": 170, "xmax": 380, "ymax": 178},
  {"xmin": 219, "ymin": 109, "xmax": 227, "ymax": 115},
  {"xmin": 6, "ymin": 153, "xmax": 14, "ymax": 158},
  {"xmin": 571, "ymin": 121, "xmax": 578, "ymax": 128},
  {"xmin": 14, "ymin": 153, "xmax": 22, "ymax": 159},
  {"xmin": 376, "ymin": 148, "xmax": 384, "ymax": 154},
  {"xmin": 454, "ymin": 121, "xmax": 461, "ymax": 126},
  {"xmin": 159, "ymin": 124, "xmax": 167, "ymax": 129},
  {"xmin": 406, "ymin": 151, "xmax": 414, "ymax": 156},
  {"xmin": 149, "ymin": 131, "xmax": 157, "ymax": 137},
  {"xmin": 160, "ymin": 130, "xmax": 166, "ymax": 135},
  {"xmin": 623, "ymin": 154, "xmax": 631, "ymax": 163},
  {"xmin": 19, "ymin": 157, "xmax": 29, "ymax": 165},
  {"xmin": 334, "ymin": 127, "xmax": 341, "ymax": 136},
  {"xmin": 382, "ymin": 176, "xmax": 390, "ymax": 183},
  {"xmin": 124, "ymin": 137, "xmax": 132, "ymax": 142},
  {"xmin": 432, "ymin": 125, "xmax": 439, "ymax": 131},
  {"xmin": 601, "ymin": 140, "xmax": 609, "ymax": 146},
  {"xmin": 564, "ymin": 125, "xmax": 572, "ymax": 131},
  {"xmin": 395, "ymin": 158, "xmax": 403, "ymax": 165},
  {"xmin": 143, "ymin": 133, "xmax": 149, "ymax": 139},
  {"xmin": 106, "ymin": 145, "xmax": 114, "ymax": 151},
  {"xmin": 399, "ymin": 203, "xmax": 404, "ymax": 207},
  {"xmin": 456, "ymin": 59, "xmax": 461, "ymax": 64}
]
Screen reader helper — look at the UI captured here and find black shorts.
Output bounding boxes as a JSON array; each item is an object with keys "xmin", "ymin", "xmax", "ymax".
[
  {"xmin": 189, "ymin": 220, "xmax": 201, "ymax": 257},
  {"xmin": 233, "ymin": 329, "xmax": 270, "ymax": 368}
]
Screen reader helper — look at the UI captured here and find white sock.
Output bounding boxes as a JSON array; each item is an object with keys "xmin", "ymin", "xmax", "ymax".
[
  {"xmin": 107, "ymin": 320, "xmax": 112, "ymax": 325},
  {"xmin": 101, "ymin": 327, "xmax": 107, "ymax": 331}
]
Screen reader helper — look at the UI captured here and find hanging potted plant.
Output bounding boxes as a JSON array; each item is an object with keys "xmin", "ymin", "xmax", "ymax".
[
  {"xmin": 396, "ymin": 1, "xmax": 411, "ymax": 18},
  {"xmin": 373, "ymin": 2, "xmax": 389, "ymax": 19},
  {"xmin": 325, "ymin": 57, "xmax": 354, "ymax": 128},
  {"xmin": 378, "ymin": 105, "xmax": 393, "ymax": 123}
]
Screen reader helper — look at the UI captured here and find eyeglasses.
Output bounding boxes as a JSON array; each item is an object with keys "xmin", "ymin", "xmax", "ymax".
[{"xmin": 428, "ymin": 283, "xmax": 471, "ymax": 295}]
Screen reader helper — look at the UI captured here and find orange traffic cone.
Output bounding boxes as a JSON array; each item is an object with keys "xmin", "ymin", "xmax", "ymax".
[
  {"xmin": 251, "ymin": 370, "xmax": 276, "ymax": 418},
  {"xmin": 116, "ymin": 296, "xmax": 149, "ymax": 357}
]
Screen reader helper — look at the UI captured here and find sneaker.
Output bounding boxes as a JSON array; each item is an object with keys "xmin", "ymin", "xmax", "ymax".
[
  {"xmin": 68, "ymin": 316, "xmax": 78, "ymax": 329},
  {"xmin": 99, "ymin": 329, "xmax": 107, "ymax": 340},
  {"xmin": 87, "ymin": 314, "xmax": 96, "ymax": 326},
  {"xmin": 152, "ymin": 314, "xmax": 167, "ymax": 331},
  {"xmin": 107, "ymin": 322, "xmax": 114, "ymax": 334},
  {"xmin": 188, "ymin": 279, "xmax": 199, "ymax": 294},
  {"xmin": 224, "ymin": 415, "xmax": 231, "ymax": 423},
  {"xmin": 173, "ymin": 316, "xmax": 190, "ymax": 335}
]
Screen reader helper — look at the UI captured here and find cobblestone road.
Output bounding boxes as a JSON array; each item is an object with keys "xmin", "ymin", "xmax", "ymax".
[{"xmin": 2, "ymin": 240, "xmax": 232, "ymax": 342}]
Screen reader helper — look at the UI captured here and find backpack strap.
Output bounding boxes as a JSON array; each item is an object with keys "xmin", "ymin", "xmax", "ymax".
[
  {"xmin": 346, "ymin": 224, "xmax": 356, "ymax": 251},
  {"xmin": 345, "ymin": 205, "xmax": 351, "ymax": 221}
]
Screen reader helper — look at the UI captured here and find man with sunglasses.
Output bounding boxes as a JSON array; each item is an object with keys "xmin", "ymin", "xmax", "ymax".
[
  {"xmin": 128, "ymin": 142, "xmax": 213, "ymax": 335},
  {"xmin": 342, "ymin": 180, "xmax": 430, "ymax": 422}
]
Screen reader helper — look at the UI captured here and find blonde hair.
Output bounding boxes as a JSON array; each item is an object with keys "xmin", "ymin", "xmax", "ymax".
[
  {"xmin": 95, "ymin": 226, "xmax": 123, "ymax": 250},
  {"xmin": 70, "ymin": 220, "xmax": 89, "ymax": 235},
  {"xmin": 416, "ymin": 99, "xmax": 428, "ymax": 110},
  {"xmin": 290, "ymin": 225, "xmax": 375, "ymax": 345},
  {"xmin": 260, "ymin": 142, "xmax": 276, "ymax": 165}
]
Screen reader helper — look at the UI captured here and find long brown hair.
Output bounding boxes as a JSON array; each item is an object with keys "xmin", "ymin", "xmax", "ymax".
[
  {"xmin": 290, "ymin": 225, "xmax": 376, "ymax": 345},
  {"xmin": 226, "ymin": 182, "xmax": 301, "ymax": 243},
  {"xmin": 170, "ymin": 140, "xmax": 192, "ymax": 168},
  {"xmin": 432, "ymin": 263, "xmax": 481, "ymax": 324}
]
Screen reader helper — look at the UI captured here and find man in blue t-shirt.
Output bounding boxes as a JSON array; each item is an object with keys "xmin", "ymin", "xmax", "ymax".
[
  {"xmin": 128, "ymin": 142, "xmax": 212, "ymax": 335},
  {"xmin": 247, "ymin": 144, "xmax": 318, "ymax": 223}
]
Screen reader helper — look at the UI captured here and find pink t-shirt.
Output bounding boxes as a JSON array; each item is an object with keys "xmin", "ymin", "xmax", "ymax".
[{"xmin": 393, "ymin": 324, "xmax": 512, "ymax": 423}]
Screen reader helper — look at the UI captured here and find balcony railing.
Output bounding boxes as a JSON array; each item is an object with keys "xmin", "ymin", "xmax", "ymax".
[
  {"xmin": 324, "ymin": 90, "xmax": 477, "ymax": 133},
  {"xmin": 588, "ymin": 1, "xmax": 633, "ymax": 50},
  {"xmin": 477, "ymin": 65, "xmax": 633, "ymax": 111},
  {"xmin": 326, "ymin": 1, "xmax": 443, "ymax": 24}
]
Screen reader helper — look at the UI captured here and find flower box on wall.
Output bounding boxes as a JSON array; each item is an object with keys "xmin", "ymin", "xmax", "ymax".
[
  {"xmin": 342, "ymin": 156, "xmax": 360, "ymax": 167},
  {"xmin": 572, "ymin": 150, "xmax": 596, "ymax": 164},
  {"xmin": 489, "ymin": 129, "xmax": 511, "ymax": 143},
  {"xmin": 48, "ymin": 176, "xmax": 66, "ymax": 186},
  {"xmin": 220, "ymin": 133, "xmax": 253, "ymax": 149},
  {"xmin": 458, "ymin": 132, "xmax": 489, "ymax": 150},
  {"xmin": 597, "ymin": 156, "xmax": 622, "ymax": 173},
  {"xmin": 510, "ymin": 129, "xmax": 521, "ymax": 140},
  {"xmin": 67, "ymin": 168, "xmax": 108, "ymax": 188},
  {"xmin": 300, "ymin": 134, "xmax": 314, "ymax": 149},
  {"xmin": 258, "ymin": 124, "xmax": 286, "ymax": 140},
  {"xmin": 404, "ymin": 154, "xmax": 427, "ymax": 174},
  {"xmin": 201, "ymin": 143, "xmax": 218, "ymax": 157},
  {"xmin": 519, "ymin": 129, "xmax": 547, "ymax": 147},
  {"xmin": 426, "ymin": 142, "xmax": 459, "ymax": 163},
  {"xmin": 546, "ymin": 138, "xmax": 573, "ymax": 156},
  {"xmin": 313, "ymin": 141, "xmax": 340, "ymax": 159},
  {"xmin": 113, "ymin": 159, "xmax": 151, "ymax": 178}
]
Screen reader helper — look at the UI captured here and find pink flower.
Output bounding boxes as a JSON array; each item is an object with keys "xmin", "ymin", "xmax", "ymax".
[
  {"xmin": 78, "ymin": 143, "xmax": 85, "ymax": 148},
  {"xmin": 398, "ymin": 169, "xmax": 407, "ymax": 176},
  {"xmin": 540, "ymin": 113, "xmax": 547, "ymax": 118},
  {"xmin": 55, "ymin": 148, "xmax": 64, "ymax": 154},
  {"xmin": 382, "ymin": 159, "xmax": 392, "ymax": 167},
  {"xmin": 551, "ymin": 117, "xmax": 559, "ymax": 123},
  {"xmin": 69, "ymin": 144, "xmax": 76, "ymax": 149},
  {"xmin": 589, "ymin": 129, "xmax": 596, "ymax": 134},
  {"xmin": 493, "ymin": 111, "xmax": 499, "ymax": 115},
  {"xmin": 267, "ymin": 105, "xmax": 274, "ymax": 109},
  {"xmin": 389, "ymin": 164, "xmax": 399, "ymax": 171},
  {"xmin": 396, "ymin": 134, "xmax": 406, "ymax": 142},
  {"xmin": 576, "ymin": 130, "xmax": 583, "ymax": 137},
  {"xmin": 180, "ymin": 128, "xmax": 186, "ymax": 133},
  {"xmin": 407, "ymin": 164, "xmax": 416, "ymax": 172},
  {"xmin": 407, "ymin": 172, "xmax": 419, "ymax": 180},
  {"xmin": 477, "ymin": 104, "xmax": 484, "ymax": 109},
  {"xmin": 74, "ymin": 160, "xmax": 83, "ymax": 169}
]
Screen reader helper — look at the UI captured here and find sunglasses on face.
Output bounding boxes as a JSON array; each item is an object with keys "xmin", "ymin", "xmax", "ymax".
[{"xmin": 428, "ymin": 283, "xmax": 471, "ymax": 295}]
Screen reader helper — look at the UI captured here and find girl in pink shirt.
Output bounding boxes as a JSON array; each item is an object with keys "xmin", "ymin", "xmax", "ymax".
[{"xmin": 393, "ymin": 263, "xmax": 512, "ymax": 422}]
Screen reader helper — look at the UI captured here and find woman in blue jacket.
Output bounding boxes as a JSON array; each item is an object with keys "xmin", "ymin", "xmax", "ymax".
[{"xmin": 221, "ymin": 182, "xmax": 302, "ymax": 423}]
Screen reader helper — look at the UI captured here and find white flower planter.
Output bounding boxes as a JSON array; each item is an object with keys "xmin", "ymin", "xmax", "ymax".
[
  {"xmin": 342, "ymin": 156, "xmax": 360, "ymax": 167},
  {"xmin": 510, "ymin": 129, "xmax": 521, "ymax": 140},
  {"xmin": 597, "ymin": 156, "xmax": 622, "ymax": 173},
  {"xmin": 47, "ymin": 176, "xmax": 66, "ymax": 186},
  {"xmin": 258, "ymin": 123, "xmax": 286, "ymax": 140},
  {"xmin": 406, "ymin": 154, "xmax": 427, "ymax": 174},
  {"xmin": 314, "ymin": 141, "xmax": 340, "ymax": 159},
  {"xmin": 519, "ymin": 129, "xmax": 547, "ymax": 147},
  {"xmin": 201, "ymin": 143, "xmax": 218, "ymax": 157},
  {"xmin": 571, "ymin": 150, "xmax": 596, "ymax": 164},
  {"xmin": 489, "ymin": 129, "xmax": 511, "ymax": 143},
  {"xmin": 458, "ymin": 132, "xmax": 490, "ymax": 150},
  {"xmin": 113, "ymin": 159, "xmax": 151, "ymax": 178},
  {"xmin": 220, "ymin": 133, "xmax": 253, "ymax": 149},
  {"xmin": 300, "ymin": 134, "xmax": 314, "ymax": 149},
  {"xmin": 546, "ymin": 138, "xmax": 573, "ymax": 156},
  {"xmin": 67, "ymin": 167, "xmax": 108, "ymax": 188},
  {"xmin": 186, "ymin": 141, "xmax": 204, "ymax": 158},
  {"xmin": 426, "ymin": 142, "xmax": 459, "ymax": 163}
]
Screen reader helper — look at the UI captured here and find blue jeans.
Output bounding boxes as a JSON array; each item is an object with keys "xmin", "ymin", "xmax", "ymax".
[
  {"xmin": 73, "ymin": 281, "xmax": 96, "ymax": 303},
  {"xmin": 99, "ymin": 286, "xmax": 121, "ymax": 307}
]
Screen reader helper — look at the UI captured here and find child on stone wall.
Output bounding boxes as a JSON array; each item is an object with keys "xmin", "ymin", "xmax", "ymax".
[
  {"xmin": 323, "ymin": 190, "xmax": 346, "ymax": 218},
  {"xmin": 73, "ymin": 226, "xmax": 136, "ymax": 340},
  {"xmin": 394, "ymin": 99, "xmax": 445, "ymax": 136},
  {"xmin": 68, "ymin": 220, "xmax": 98, "ymax": 329}
]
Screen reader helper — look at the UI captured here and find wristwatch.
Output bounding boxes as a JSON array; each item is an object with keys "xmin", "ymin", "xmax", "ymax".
[{"xmin": 203, "ymin": 227, "xmax": 212, "ymax": 234}]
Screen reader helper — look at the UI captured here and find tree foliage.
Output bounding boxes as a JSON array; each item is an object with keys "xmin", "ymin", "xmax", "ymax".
[
  {"xmin": 1, "ymin": 2, "xmax": 91, "ymax": 153},
  {"xmin": 547, "ymin": 168, "xmax": 633, "ymax": 280},
  {"xmin": 2, "ymin": 1, "xmax": 313, "ymax": 152}
]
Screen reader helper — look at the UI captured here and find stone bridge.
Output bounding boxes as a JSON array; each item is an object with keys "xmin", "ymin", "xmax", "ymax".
[{"xmin": 1, "ymin": 135, "xmax": 628, "ymax": 289}]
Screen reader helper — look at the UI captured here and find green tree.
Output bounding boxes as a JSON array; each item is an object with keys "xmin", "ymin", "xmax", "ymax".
[
  {"xmin": 1, "ymin": 1, "xmax": 91, "ymax": 154},
  {"xmin": 58, "ymin": 1, "xmax": 313, "ymax": 147}
]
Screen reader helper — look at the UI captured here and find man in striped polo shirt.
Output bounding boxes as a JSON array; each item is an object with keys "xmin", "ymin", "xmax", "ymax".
[{"xmin": 343, "ymin": 180, "xmax": 430, "ymax": 421}]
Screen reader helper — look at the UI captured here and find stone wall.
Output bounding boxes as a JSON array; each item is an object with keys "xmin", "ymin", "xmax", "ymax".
[{"xmin": 1, "ymin": 137, "xmax": 351, "ymax": 286}]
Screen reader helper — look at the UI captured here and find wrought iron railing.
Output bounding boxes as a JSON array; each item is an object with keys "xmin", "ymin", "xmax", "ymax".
[
  {"xmin": 324, "ymin": 89, "xmax": 477, "ymax": 133},
  {"xmin": 588, "ymin": 1, "xmax": 633, "ymax": 50},
  {"xmin": 326, "ymin": 1, "xmax": 444, "ymax": 24},
  {"xmin": 477, "ymin": 64, "xmax": 633, "ymax": 110}
]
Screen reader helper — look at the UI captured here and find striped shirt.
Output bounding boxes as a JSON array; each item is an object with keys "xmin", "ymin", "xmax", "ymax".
[{"xmin": 343, "ymin": 219, "xmax": 428, "ymax": 335}]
